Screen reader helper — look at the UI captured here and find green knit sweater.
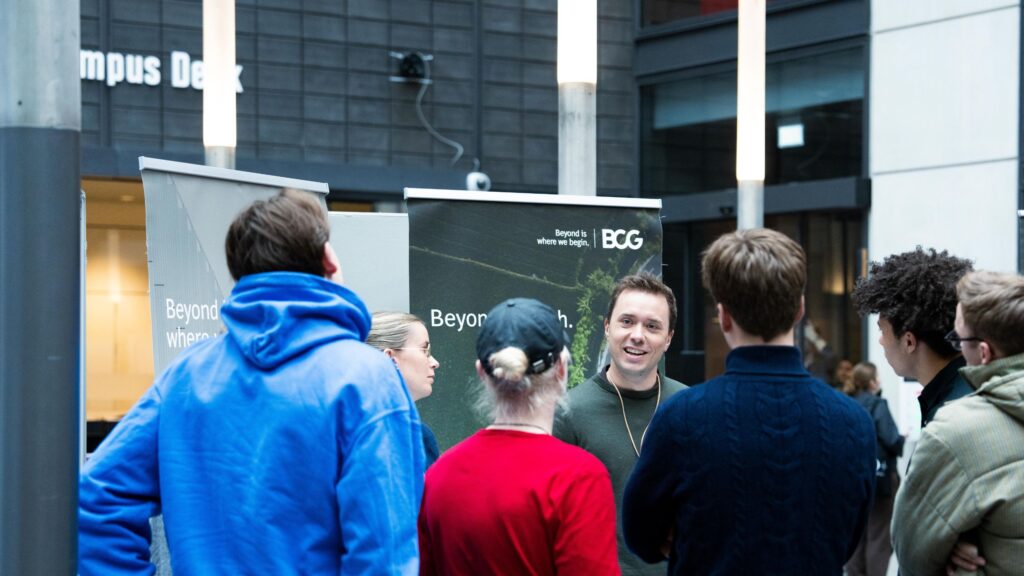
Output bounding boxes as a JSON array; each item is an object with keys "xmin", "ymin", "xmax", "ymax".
[{"xmin": 554, "ymin": 366, "xmax": 686, "ymax": 576}]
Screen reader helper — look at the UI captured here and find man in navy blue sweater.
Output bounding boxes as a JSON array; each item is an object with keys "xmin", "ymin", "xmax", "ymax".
[{"xmin": 622, "ymin": 228, "xmax": 877, "ymax": 575}]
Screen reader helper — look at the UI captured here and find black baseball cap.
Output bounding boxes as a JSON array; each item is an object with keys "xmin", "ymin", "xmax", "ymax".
[{"xmin": 476, "ymin": 298, "xmax": 568, "ymax": 375}]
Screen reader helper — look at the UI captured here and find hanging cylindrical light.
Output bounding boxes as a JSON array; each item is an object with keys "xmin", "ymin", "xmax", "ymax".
[
  {"xmin": 203, "ymin": 0, "xmax": 236, "ymax": 168},
  {"xmin": 736, "ymin": 0, "xmax": 766, "ymax": 229},
  {"xmin": 557, "ymin": 0, "xmax": 597, "ymax": 85}
]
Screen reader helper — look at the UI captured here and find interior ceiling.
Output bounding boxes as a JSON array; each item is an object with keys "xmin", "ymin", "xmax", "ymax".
[
  {"xmin": 81, "ymin": 178, "xmax": 144, "ymax": 204},
  {"xmin": 82, "ymin": 177, "xmax": 375, "ymax": 212}
]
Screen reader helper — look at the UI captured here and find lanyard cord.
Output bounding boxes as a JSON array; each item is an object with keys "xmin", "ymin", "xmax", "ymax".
[{"xmin": 610, "ymin": 373, "xmax": 661, "ymax": 457}]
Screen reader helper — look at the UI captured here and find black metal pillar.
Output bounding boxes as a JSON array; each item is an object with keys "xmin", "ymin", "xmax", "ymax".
[{"xmin": 0, "ymin": 0, "xmax": 82, "ymax": 573}]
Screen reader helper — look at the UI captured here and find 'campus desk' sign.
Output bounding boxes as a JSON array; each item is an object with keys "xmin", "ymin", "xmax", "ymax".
[{"xmin": 80, "ymin": 50, "xmax": 244, "ymax": 92}]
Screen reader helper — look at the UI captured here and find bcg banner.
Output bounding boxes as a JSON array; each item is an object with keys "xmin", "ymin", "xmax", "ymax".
[{"xmin": 407, "ymin": 189, "xmax": 663, "ymax": 450}]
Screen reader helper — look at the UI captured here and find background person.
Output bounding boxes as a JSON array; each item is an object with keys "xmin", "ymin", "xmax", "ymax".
[
  {"xmin": 419, "ymin": 298, "xmax": 619, "ymax": 576},
  {"xmin": 844, "ymin": 361, "xmax": 904, "ymax": 576},
  {"xmin": 554, "ymin": 273, "xmax": 686, "ymax": 576},
  {"xmin": 367, "ymin": 311, "xmax": 442, "ymax": 466},
  {"xmin": 835, "ymin": 358, "xmax": 855, "ymax": 391},
  {"xmin": 79, "ymin": 190, "xmax": 425, "ymax": 575},
  {"xmin": 622, "ymin": 228, "xmax": 876, "ymax": 575},
  {"xmin": 892, "ymin": 270, "xmax": 1024, "ymax": 576},
  {"xmin": 803, "ymin": 319, "xmax": 839, "ymax": 384},
  {"xmin": 851, "ymin": 248, "xmax": 974, "ymax": 427}
]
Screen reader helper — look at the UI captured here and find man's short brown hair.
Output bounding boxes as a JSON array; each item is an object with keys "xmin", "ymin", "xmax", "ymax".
[
  {"xmin": 606, "ymin": 272, "xmax": 678, "ymax": 330},
  {"xmin": 701, "ymin": 228, "xmax": 806, "ymax": 340},
  {"xmin": 957, "ymin": 270, "xmax": 1024, "ymax": 357},
  {"xmin": 225, "ymin": 189, "xmax": 331, "ymax": 281}
]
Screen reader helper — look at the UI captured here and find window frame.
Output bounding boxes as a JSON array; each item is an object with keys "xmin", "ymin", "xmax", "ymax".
[{"xmin": 633, "ymin": 0, "xmax": 871, "ymax": 222}]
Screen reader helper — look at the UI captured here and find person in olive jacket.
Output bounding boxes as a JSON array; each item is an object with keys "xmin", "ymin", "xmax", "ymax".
[{"xmin": 893, "ymin": 271, "xmax": 1024, "ymax": 576}]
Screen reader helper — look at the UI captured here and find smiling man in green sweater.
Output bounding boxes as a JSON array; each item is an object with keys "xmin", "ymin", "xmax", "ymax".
[{"xmin": 554, "ymin": 273, "xmax": 686, "ymax": 576}]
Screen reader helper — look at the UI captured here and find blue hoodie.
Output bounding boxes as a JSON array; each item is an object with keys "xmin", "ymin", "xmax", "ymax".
[{"xmin": 79, "ymin": 272, "xmax": 425, "ymax": 575}]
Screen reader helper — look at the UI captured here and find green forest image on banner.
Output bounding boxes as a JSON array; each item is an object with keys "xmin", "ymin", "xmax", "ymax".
[{"xmin": 408, "ymin": 192, "xmax": 663, "ymax": 449}]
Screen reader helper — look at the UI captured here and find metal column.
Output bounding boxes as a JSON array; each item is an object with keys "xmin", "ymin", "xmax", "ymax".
[
  {"xmin": 0, "ymin": 0, "xmax": 82, "ymax": 573},
  {"xmin": 558, "ymin": 82, "xmax": 597, "ymax": 196},
  {"xmin": 737, "ymin": 180, "xmax": 765, "ymax": 230}
]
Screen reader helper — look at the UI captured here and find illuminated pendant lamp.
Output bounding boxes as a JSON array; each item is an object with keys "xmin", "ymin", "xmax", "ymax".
[
  {"xmin": 203, "ymin": 0, "xmax": 236, "ymax": 169},
  {"xmin": 736, "ymin": 0, "xmax": 765, "ymax": 229}
]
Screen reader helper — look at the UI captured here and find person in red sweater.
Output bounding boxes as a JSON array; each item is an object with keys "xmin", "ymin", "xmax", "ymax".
[{"xmin": 418, "ymin": 297, "xmax": 619, "ymax": 576}]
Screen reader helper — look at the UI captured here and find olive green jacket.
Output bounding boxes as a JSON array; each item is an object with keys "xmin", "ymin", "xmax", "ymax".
[{"xmin": 892, "ymin": 353, "xmax": 1024, "ymax": 576}]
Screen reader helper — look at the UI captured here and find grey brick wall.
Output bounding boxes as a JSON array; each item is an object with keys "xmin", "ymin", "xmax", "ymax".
[{"xmin": 81, "ymin": 0, "xmax": 637, "ymax": 197}]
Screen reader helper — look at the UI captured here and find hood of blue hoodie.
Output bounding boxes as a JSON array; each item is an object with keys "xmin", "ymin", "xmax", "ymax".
[{"xmin": 220, "ymin": 272, "xmax": 371, "ymax": 370}]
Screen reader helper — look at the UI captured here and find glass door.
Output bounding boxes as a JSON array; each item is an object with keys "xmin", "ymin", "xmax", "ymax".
[{"xmin": 663, "ymin": 211, "xmax": 864, "ymax": 386}]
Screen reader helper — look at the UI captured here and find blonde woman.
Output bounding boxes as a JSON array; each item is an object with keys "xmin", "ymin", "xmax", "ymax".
[
  {"xmin": 367, "ymin": 312, "xmax": 441, "ymax": 466},
  {"xmin": 418, "ymin": 298, "xmax": 618, "ymax": 575}
]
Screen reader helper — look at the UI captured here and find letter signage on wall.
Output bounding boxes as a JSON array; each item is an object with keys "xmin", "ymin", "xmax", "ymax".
[
  {"xmin": 80, "ymin": 50, "xmax": 244, "ymax": 91},
  {"xmin": 406, "ymin": 189, "xmax": 663, "ymax": 449}
]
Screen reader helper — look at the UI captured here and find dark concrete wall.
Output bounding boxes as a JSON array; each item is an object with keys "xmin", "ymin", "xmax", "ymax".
[{"xmin": 81, "ymin": 0, "xmax": 637, "ymax": 197}]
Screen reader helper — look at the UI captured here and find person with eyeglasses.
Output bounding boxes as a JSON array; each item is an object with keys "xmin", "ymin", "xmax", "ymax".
[
  {"xmin": 892, "ymin": 270, "xmax": 1024, "ymax": 576},
  {"xmin": 368, "ymin": 312, "xmax": 442, "ymax": 467},
  {"xmin": 851, "ymin": 247, "xmax": 974, "ymax": 428}
]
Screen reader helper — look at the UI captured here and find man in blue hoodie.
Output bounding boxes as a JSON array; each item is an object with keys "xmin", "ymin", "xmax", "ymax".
[{"xmin": 79, "ymin": 190, "xmax": 425, "ymax": 575}]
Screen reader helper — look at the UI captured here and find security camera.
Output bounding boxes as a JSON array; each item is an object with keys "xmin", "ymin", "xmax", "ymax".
[
  {"xmin": 389, "ymin": 51, "xmax": 433, "ymax": 84},
  {"xmin": 466, "ymin": 171, "xmax": 491, "ymax": 192}
]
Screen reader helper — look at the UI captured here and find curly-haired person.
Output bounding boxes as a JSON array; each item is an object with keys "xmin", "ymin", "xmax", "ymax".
[
  {"xmin": 892, "ymin": 271, "xmax": 1024, "ymax": 576},
  {"xmin": 851, "ymin": 247, "xmax": 973, "ymax": 427}
]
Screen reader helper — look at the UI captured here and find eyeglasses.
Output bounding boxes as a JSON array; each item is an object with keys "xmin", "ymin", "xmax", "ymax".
[
  {"xmin": 395, "ymin": 344, "xmax": 432, "ymax": 358},
  {"xmin": 944, "ymin": 330, "xmax": 983, "ymax": 351}
]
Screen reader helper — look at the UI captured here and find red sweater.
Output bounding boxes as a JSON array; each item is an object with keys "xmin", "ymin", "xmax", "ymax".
[{"xmin": 419, "ymin": 429, "xmax": 619, "ymax": 576}]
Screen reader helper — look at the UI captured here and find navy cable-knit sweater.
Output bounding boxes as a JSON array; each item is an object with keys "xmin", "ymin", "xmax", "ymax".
[{"xmin": 622, "ymin": 345, "xmax": 877, "ymax": 576}]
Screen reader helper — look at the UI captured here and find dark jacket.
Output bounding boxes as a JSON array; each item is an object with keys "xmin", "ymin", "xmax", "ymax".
[
  {"xmin": 622, "ymin": 346, "xmax": 877, "ymax": 576},
  {"xmin": 423, "ymin": 423, "xmax": 440, "ymax": 468},
  {"xmin": 853, "ymin": 391, "xmax": 904, "ymax": 489},
  {"xmin": 919, "ymin": 356, "xmax": 973, "ymax": 427}
]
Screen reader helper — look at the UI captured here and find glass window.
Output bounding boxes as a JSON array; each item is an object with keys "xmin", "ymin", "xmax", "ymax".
[
  {"xmin": 641, "ymin": 47, "xmax": 864, "ymax": 197},
  {"xmin": 82, "ymin": 179, "xmax": 154, "ymax": 424}
]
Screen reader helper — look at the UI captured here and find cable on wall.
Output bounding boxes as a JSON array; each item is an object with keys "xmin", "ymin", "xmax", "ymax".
[{"xmin": 390, "ymin": 51, "xmax": 464, "ymax": 166}]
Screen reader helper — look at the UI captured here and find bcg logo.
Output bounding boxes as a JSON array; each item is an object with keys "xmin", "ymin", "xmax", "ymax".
[{"xmin": 602, "ymin": 229, "xmax": 644, "ymax": 250}]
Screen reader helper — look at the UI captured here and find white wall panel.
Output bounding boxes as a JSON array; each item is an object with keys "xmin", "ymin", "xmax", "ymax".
[
  {"xmin": 873, "ymin": 0, "xmax": 1018, "ymax": 33},
  {"xmin": 867, "ymin": 161, "xmax": 1018, "ymax": 433},
  {"xmin": 869, "ymin": 161, "xmax": 1018, "ymax": 272},
  {"xmin": 871, "ymin": 6, "xmax": 1019, "ymax": 174}
]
